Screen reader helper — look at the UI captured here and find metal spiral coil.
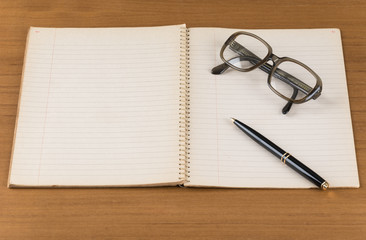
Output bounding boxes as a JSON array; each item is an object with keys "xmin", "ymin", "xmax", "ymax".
[{"xmin": 178, "ymin": 27, "xmax": 191, "ymax": 183}]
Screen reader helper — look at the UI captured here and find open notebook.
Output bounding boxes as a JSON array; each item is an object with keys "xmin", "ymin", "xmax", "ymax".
[{"xmin": 8, "ymin": 24, "xmax": 359, "ymax": 188}]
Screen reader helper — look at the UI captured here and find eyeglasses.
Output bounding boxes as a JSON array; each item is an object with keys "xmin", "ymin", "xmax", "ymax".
[{"xmin": 211, "ymin": 31, "xmax": 323, "ymax": 114}]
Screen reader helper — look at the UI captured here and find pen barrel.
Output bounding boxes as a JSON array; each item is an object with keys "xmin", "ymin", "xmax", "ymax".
[
  {"xmin": 285, "ymin": 155, "xmax": 326, "ymax": 188},
  {"xmin": 233, "ymin": 120, "xmax": 286, "ymax": 158}
]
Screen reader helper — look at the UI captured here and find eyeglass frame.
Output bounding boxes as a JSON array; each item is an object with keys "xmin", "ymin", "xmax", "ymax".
[{"xmin": 212, "ymin": 31, "xmax": 323, "ymax": 107}]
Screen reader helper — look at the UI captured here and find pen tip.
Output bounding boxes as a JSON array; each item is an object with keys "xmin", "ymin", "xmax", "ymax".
[{"xmin": 231, "ymin": 118, "xmax": 236, "ymax": 123}]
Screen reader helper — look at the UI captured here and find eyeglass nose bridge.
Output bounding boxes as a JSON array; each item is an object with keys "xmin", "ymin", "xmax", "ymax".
[{"xmin": 268, "ymin": 54, "xmax": 280, "ymax": 63}]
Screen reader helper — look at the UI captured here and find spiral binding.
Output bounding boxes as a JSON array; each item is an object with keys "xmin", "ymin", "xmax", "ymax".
[{"xmin": 178, "ymin": 27, "xmax": 191, "ymax": 183}]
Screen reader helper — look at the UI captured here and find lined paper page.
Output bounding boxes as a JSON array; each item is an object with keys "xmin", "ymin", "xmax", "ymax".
[
  {"xmin": 9, "ymin": 25, "xmax": 184, "ymax": 187},
  {"xmin": 187, "ymin": 28, "xmax": 359, "ymax": 188}
]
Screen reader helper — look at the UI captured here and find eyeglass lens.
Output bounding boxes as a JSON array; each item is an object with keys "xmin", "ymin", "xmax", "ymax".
[
  {"xmin": 270, "ymin": 61, "xmax": 317, "ymax": 101},
  {"xmin": 222, "ymin": 34, "xmax": 269, "ymax": 70}
]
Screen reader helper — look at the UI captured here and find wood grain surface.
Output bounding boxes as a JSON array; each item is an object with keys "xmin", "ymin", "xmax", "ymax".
[{"xmin": 0, "ymin": 0, "xmax": 365, "ymax": 239}]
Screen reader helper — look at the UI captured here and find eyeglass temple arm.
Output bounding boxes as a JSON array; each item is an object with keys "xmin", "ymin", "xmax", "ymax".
[
  {"xmin": 230, "ymin": 42, "xmax": 314, "ymax": 95},
  {"xmin": 213, "ymin": 42, "xmax": 313, "ymax": 96},
  {"xmin": 211, "ymin": 59, "xmax": 309, "ymax": 97},
  {"xmin": 282, "ymin": 88, "xmax": 298, "ymax": 114}
]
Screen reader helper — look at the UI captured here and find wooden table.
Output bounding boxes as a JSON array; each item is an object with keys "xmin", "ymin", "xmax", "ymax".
[{"xmin": 1, "ymin": 0, "xmax": 365, "ymax": 239}]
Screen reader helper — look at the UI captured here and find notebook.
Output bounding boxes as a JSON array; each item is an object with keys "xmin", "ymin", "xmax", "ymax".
[{"xmin": 8, "ymin": 24, "xmax": 359, "ymax": 188}]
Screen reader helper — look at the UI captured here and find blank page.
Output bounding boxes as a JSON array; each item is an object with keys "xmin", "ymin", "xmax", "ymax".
[
  {"xmin": 9, "ymin": 25, "xmax": 184, "ymax": 187},
  {"xmin": 187, "ymin": 28, "xmax": 359, "ymax": 188}
]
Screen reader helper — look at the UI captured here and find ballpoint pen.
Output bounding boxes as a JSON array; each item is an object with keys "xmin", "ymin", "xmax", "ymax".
[{"xmin": 231, "ymin": 118, "xmax": 329, "ymax": 190}]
